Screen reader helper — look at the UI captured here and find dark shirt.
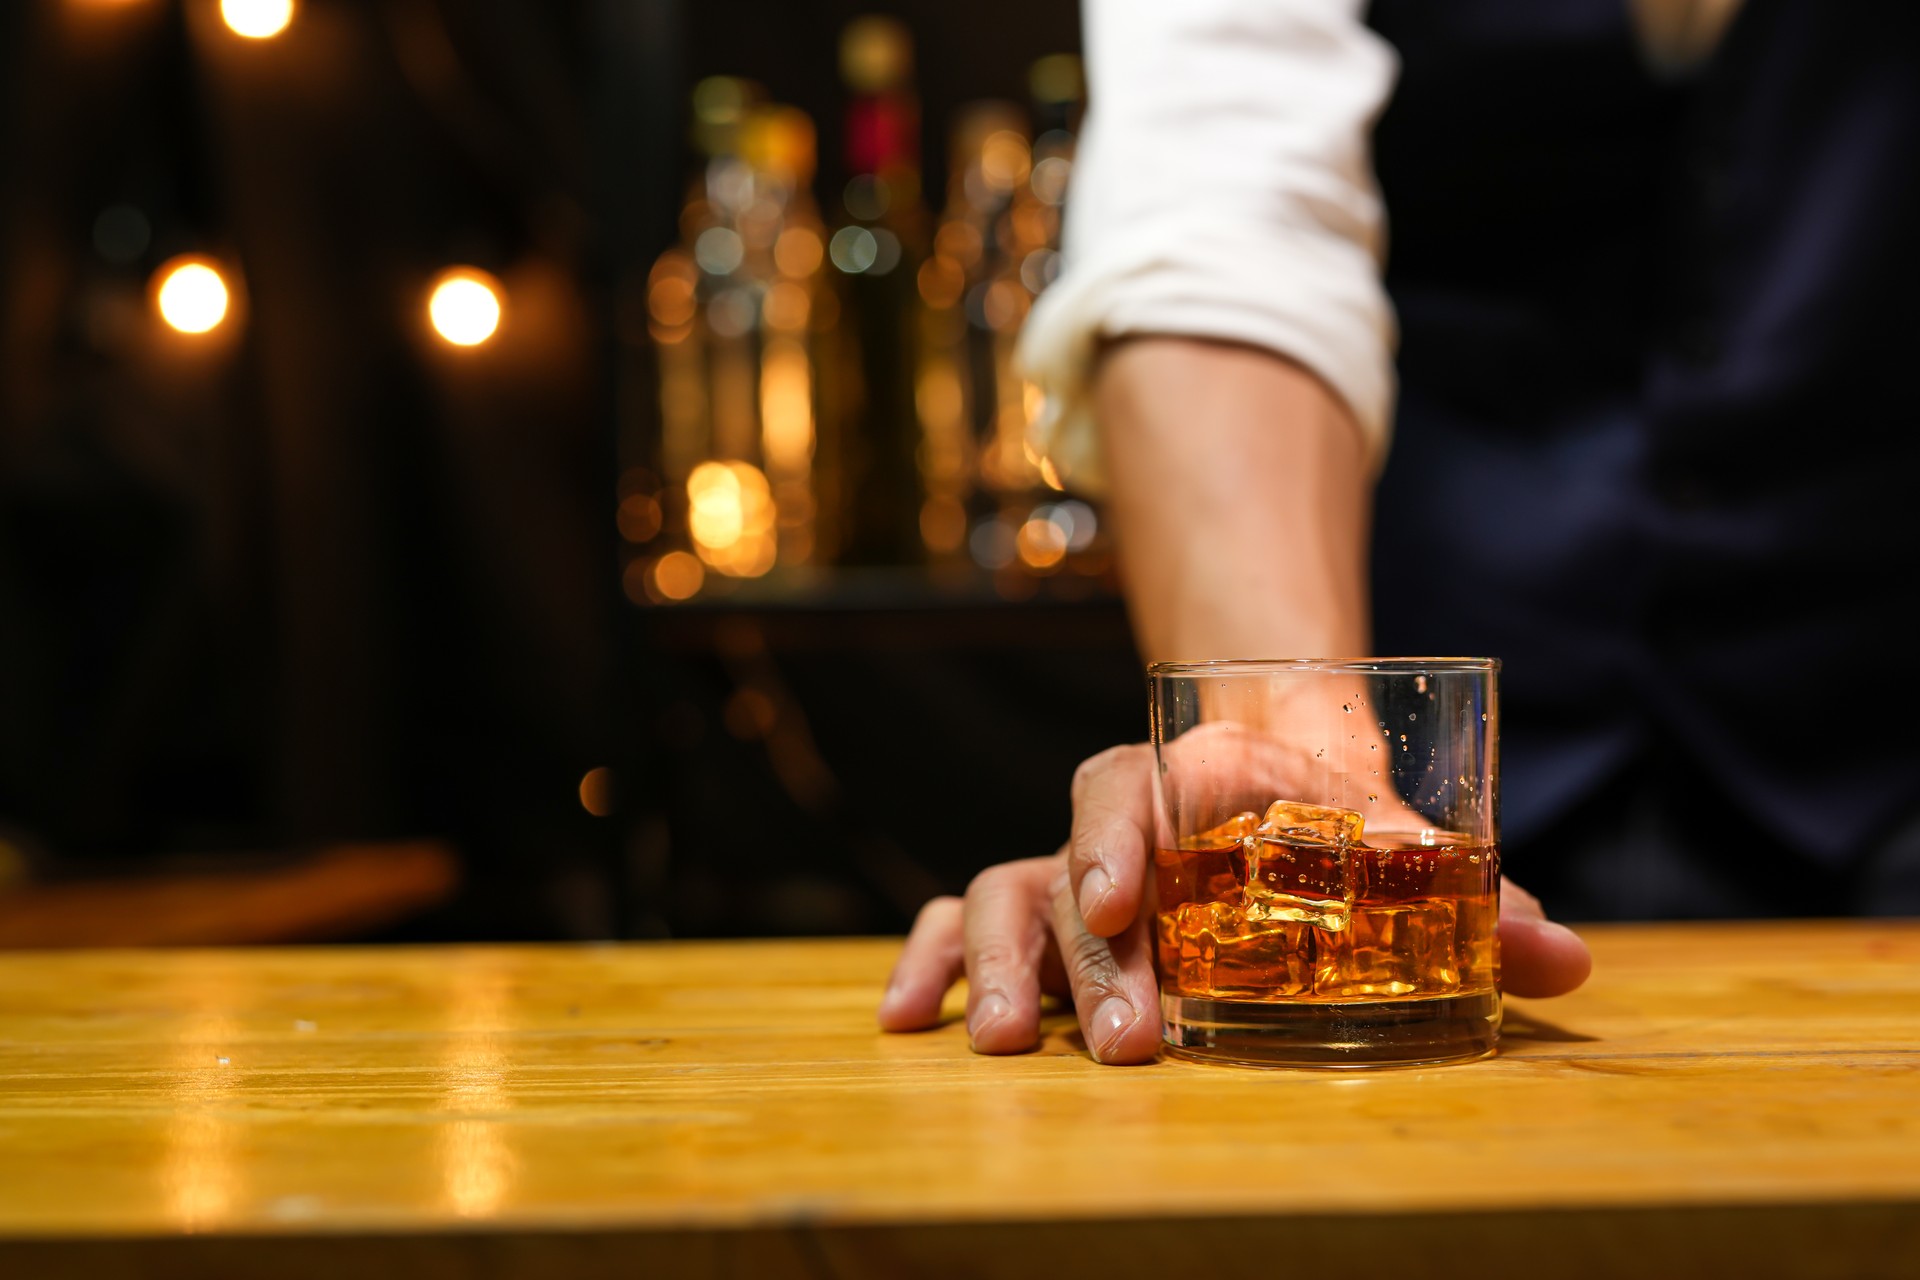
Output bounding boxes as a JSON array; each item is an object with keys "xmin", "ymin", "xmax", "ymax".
[{"xmin": 1365, "ymin": 0, "xmax": 1920, "ymax": 917}]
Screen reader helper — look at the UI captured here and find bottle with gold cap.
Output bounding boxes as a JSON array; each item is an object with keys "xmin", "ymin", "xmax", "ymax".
[{"xmin": 824, "ymin": 14, "xmax": 930, "ymax": 567}]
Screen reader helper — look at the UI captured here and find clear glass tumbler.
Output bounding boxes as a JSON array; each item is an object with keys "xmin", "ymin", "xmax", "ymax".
[{"xmin": 1149, "ymin": 658, "xmax": 1500, "ymax": 1067}]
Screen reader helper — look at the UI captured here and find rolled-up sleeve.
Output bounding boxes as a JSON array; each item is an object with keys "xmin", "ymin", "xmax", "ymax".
[{"xmin": 1019, "ymin": 0, "xmax": 1401, "ymax": 493}]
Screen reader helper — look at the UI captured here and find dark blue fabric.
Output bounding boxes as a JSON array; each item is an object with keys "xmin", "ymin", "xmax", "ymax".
[{"xmin": 1364, "ymin": 0, "xmax": 1920, "ymax": 903}]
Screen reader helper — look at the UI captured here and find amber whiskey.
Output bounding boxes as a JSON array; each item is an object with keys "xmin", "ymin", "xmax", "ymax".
[{"xmin": 1152, "ymin": 801, "xmax": 1500, "ymax": 1066}]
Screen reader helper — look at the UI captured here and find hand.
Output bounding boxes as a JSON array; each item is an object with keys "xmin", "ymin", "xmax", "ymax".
[{"xmin": 877, "ymin": 742, "xmax": 1593, "ymax": 1063}]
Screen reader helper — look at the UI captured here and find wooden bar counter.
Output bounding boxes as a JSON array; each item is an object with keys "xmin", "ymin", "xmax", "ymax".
[{"xmin": 2, "ymin": 922, "xmax": 1918, "ymax": 1278}]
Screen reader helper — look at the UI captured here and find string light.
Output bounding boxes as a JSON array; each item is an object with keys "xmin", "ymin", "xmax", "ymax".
[
  {"xmin": 220, "ymin": 0, "xmax": 294, "ymax": 40},
  {"xmin": 427, "ymin": 268, "xmax": 503, "ymax": 347},
  {"xmin": 153, "ymin": 257, "xmax": 230, "ymax": 335}
]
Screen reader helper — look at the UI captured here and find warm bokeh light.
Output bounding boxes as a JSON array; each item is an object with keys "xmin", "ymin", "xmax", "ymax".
[
  {"xmin": 1017, "ymin": 514, "xmax": 1068, "ymax": 571},
  {"xmin": 578, "ymin": 767, "xmax": 616, "ymax": 818},
  {"xmin": 646, "ymin": 275, "xmax": 696, "ymax": 329},
  {"xmin": 917, "ymin": 256, "xmax": 964, "ymax": 310},
  {"xmin": 935, "ymin": 221, "xmax": 983, "ymax": 267},
  {"xmin": 759, "ymin": 340, "xmax": 814, "ymax": 473},
  {"xmin": 650, "ymin": 551, "xmax": 706, "ymax": 601},
  {"xmin": 761, "ymin": 281, "xmax": 810, "ymax": 332},
  {"xmin": 1035, "ymin": 499, "xmax": 1098, "ymax": 550},
  {"xmin": 774, "ymin": 227, "xmax": 824, "ymax": 278},
  {"xmin": 616, "ymin": 494, "xmax": 662, "ymax": 543},
  {"xmin": 982, "ymin": 279, "xmax": 1027, "ymax": 331},
  {"xmin": 154, "ymin": 258, "xmax": 230, "ymax": 335},
  {"xmin": 428, "ymin": 269, "xmax": 503, "ymax": 347},
  {"xmin": 646, "ymin": 252, "xmax": 698, "ymax": 344},
  {"xmin": 220, "ymin": 0, "xmax": 294, "ymax": 40},
  {"xmin": 916, "ymin": 363, "xmax": 964, "ymax": 437},
  {"xmin": 686, "ymin": 461, "xmax": 777, "ymax": 577},
  {"xmin": 980, "ymin": 131, "xmax": 1033, "ymax": 194}
]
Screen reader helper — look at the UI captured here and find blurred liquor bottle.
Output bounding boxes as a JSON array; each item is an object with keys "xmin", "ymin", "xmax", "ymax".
[
  {"xmin": 913, "ymin": 100, "xmax": 1024, "ymax": 567},
  {"xmin": 825, "ymin": 15, "xmax": 930, "ymax": 567},
  {"xmin": 918, "ymin": 55, "xmax": 1099, "ymax": 583},
  {"xmin": 643, "ymin": 79, "xmax": 836, "ymax": 593}
]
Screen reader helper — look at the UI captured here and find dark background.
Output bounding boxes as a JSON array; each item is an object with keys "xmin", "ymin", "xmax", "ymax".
[{"xmin": 0, "ymin": 0, "xmax": 1132, "ymax": 947}]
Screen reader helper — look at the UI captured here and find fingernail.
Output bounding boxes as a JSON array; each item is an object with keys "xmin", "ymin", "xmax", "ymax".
[
  {"xmin": 877, "ymin": 978, "xmax": 903, "ymax": 1016},
  {"xmin": 1078, "ymin": 865, "xmax": 1112, "ymax": 922},
  {"xmin": 969, "ymin": 992, "xmax": 1012, "ymax": 1047},
  {"xmin": 1089, "ymin": 995, "xmax": 1135, "ymax": 1062}
]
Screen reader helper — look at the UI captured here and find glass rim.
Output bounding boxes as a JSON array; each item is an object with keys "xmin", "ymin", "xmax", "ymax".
[{"xmin": 1147, "ymin": 656, "xmax": 1499, "ymax": 677}]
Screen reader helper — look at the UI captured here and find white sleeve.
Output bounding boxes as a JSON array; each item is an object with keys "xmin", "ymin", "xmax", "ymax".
[{"xmin": 1018, "ymin": 0, "xmax": 1401, "ymax": 494}]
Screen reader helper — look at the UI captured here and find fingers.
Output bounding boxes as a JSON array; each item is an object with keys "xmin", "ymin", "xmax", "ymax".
[
  {"xmin": 877, "ymin": 896, "xmax": 964, "ymax": 1031},
  {"xmin": 961, "ymin": 858, "xmax": 1060, "ymax": 1054},
  {"xmin": 1048, "ymin": 868, "xmax": 1162, "ymax": 1065},
  {"xmin": 1066, "ymin": 745, "xmax": 1157, "ymax": 938},
  {"xmin": 1498, "ymin": 878, "xmax": 1593, "ymax": 999}
]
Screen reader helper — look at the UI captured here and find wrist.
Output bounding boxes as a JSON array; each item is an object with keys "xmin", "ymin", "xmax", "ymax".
[{"xmin": 1094, "ymin": 338, "xmax": 1374, "ymax": 664}]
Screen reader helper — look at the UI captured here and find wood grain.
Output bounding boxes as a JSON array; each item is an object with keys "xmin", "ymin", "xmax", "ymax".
[{"xmin": 1, "ymin": 922, "xmax": 1917, "ymax": 1278}]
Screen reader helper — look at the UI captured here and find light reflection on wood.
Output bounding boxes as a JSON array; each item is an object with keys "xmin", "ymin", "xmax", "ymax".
[
  {"xmin": 436, "ymin": 961, "xmax": 515, "ymax": 1220},
  {"xmin": 162, "ymin": 984, "xmax": 244, "ymax": 1229}
]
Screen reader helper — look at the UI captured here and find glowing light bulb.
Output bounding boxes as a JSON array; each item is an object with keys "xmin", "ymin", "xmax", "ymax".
[
  {"xmin": 428, "ymin": 269, "xmax": 503, "ymax": 347},
  {"xmin": 220, "ymin": 0, "xmax": 294, "ymax": 39},
  {"xmin": 154, "ymin": 258, "xmax": 230, "ymax": 334}
]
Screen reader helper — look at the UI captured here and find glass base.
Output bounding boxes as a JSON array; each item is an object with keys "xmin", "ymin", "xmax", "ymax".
[{"xmin": 1161, "ymin": 988, "xmax": 1501, "ymax": 1069}]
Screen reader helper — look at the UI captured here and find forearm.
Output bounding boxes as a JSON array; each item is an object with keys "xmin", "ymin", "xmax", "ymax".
[{"xmin": 1095, "ymin": 337, "xmax": 1374, "ymax": 663}]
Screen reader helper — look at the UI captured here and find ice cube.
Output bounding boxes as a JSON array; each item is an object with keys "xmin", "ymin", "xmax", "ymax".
[
  {"xmin": 1313, "ymin": 899, "xmax": 1460, "ymax": 999},
  {"xmin": 1162, "ymin": 901, "xmax": 1311, "ymax": 1000},
  {"xmin": 1243, "ymin": 799, "xmax": 1363, "ymax": 929},
  {"xmin": 1181, "ymin": 810, "xmax": 1260, "ymax": 850},
  {"xmin": 1254, "ymin": 800, "xmax": 1365, "ymax": 848},
  {"xmin": 1243, "ymin": 841, "xmax": 1348, "ymax": 928}
]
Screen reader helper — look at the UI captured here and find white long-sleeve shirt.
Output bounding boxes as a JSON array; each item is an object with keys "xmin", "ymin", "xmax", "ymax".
[
  {"xmin": 1017, "ymin": 0, "xmax": 1401, "ymax": 494},
  {"xmin": 1017, "ymin": 1, "xmax": 1745, "ymax": 494}
]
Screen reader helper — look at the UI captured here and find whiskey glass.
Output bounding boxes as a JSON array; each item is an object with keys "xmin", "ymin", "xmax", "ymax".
[{"xmin": 1149, "ymin": 659, "xmax": 1500, "ymax": 1067}]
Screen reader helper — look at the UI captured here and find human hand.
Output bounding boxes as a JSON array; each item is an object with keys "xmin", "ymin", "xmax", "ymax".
[{"xmin": 877, "ymin": 739, "xmax": 1592, "ymax": 1063}]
